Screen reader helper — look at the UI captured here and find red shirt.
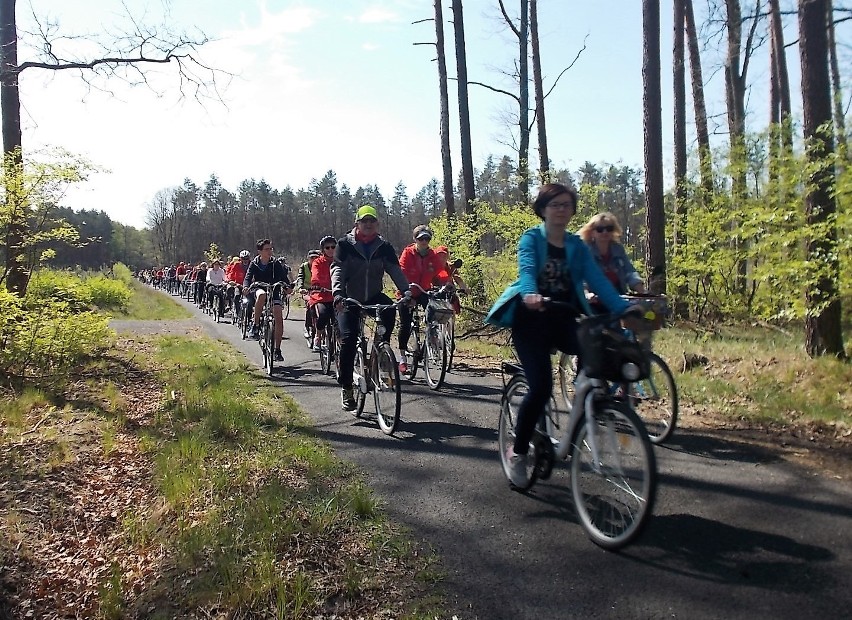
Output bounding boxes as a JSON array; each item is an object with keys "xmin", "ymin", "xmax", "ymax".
[
  {"xmin": 308, "ymin": 254, "xmax": 334, "ymax": 304},
  {"xmin": 227, "ymin": 261, "xmax": 249, "ymax": 285},
  {"xmin": 399, "ymin": 244, "xmax": 441, "ymax": 297}
]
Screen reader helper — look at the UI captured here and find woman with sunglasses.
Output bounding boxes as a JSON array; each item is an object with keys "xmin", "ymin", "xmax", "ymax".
[
  {"xmin": 308, "ymin": 236, "xmax": 337, "ymax": 351},
  {"xmin": 485, "ymin": 184, "xmax": 632, "ymax": 488},
  {"xmin": 579, "ymin": 212, "xmax": 645, "ymax": 295}
]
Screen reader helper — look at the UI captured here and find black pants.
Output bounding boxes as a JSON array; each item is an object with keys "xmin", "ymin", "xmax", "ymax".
[
  {"xmin": 336, "ymin": 293, "xmax": 396, "ymax": 387},
  {"xmin": 511, "ymin": 304, "xmax": 580, "ymax": 455},
  {"xmin": 397, "ymin": 294, "xmax": 429, "ymax": 353},
  {"xmin": 314, "ymin": 302, "xmax": 334, "ymax": 331}
]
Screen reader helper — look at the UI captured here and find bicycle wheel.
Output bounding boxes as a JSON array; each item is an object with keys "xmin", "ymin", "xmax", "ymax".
[
  {"xmin": 373, "ymin": 343, "xmax": 401, "ymax": 435},
  {"xmin": 407, "ymin": 319, "xmax": 421, "ymax": 380},
  {"xmin": 498, "ymin": 373, "xmax": 537, "ymax": 490},
  {"xmin": 446, "ymin": 315, "xmax": 456, "ymax": 370},
  {"xmin": 569, "ymin": 399, "xmax": 656, "ymax": 550},
  {"xmin": 629, "ymin": 352, "xmax": 678, "ymax": 445},
  {"xmin": 354, "ymin": 346, "xmax": 368, "ymax": 418},
  {"xmin": 558, "ymin": 352, "xmax": 578, "ymax": 411},
  {"xmin": 423, "ymin": 323, "xmax": 448, "ymax": 390},
  {"xmin": 319, "ymin": 323, "xmax": 333, "ymax": 375},
  {"xmin": 283, "ymin": 294, "xmax": 291, "ymax": 320},
  {"xmin": 263, "ymin": 317, "xmax": 275, "ymax": 376}
]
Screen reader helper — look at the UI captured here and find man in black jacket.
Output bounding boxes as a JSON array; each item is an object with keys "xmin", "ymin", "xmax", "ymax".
[
  {"xmin": 243, "ymin": 238, "xmax": 293, "ymax": 361},
  {"xmin": 331, "ymin": 206, "xmax": 410, "ymax": 411}
]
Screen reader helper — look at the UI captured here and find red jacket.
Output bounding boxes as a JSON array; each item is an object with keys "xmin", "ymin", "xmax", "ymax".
[
  {"xmin": 309, "ymin": 254, "xmax": 334, "ymax": 304},
  {"xmin": 399, "ymin": 244, "xmax": 440, "ymax": 297},
  {"xmin": 226, "ymin": 261, "xmax": 248, "ymax": 285}
]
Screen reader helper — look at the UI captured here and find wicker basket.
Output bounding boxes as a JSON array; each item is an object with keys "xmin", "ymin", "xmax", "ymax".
[{"xmin": 428, "ymin": 298, "xmax": 455, "ymax": 324}]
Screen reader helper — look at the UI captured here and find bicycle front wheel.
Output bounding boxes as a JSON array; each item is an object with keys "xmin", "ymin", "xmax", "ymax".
[
  {"xmin": 373, "ymin": 344, "xmax": 401, "ymax": 435},
  {"xmin": 630, "ymin": 352, "xmax": 678, "ymax": 444},
  {"xmin": 423, "ymin": 323, "xmax": 448, "ymax": 390},
  {"xmin": 354, "ymin": 347, "xmax": 368, "ymax": 418},
  {"xmin": 569, "ymin": 399, "xmax": 656, "ymax": 550},
  {"xmin": 320, "ymin": 323, "xmax": 333, "ymax": 375},
  {"xmin": 263, "ymin": 318, "xmax": 275, "ymax": 376},
  {"xmin": 283, "ymin": 294, "xmax": 291, "ymax": 320}
]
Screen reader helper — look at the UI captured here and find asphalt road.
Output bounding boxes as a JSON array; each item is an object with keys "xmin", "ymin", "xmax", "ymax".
[{"xmin": 159, "ymin": 292, "xmax": 852, "ymax": 620}]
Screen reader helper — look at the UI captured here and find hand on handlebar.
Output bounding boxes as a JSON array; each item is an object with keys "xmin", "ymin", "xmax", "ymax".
[{"xmin": 522, "ymin": 293, "xmax": 545, "ymax": 311}]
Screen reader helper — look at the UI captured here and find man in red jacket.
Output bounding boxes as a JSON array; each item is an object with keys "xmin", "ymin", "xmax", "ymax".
[{"xmin": 397, "ymin": 224, "xmax": 441, "ymax": 374}]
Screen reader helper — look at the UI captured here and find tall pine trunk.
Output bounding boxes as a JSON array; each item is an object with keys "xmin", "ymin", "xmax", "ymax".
[
  {"xmin": 799, "ymin": 0, "xmax": 845, "ymax": 358},
  {"xmin": 672, "ymin": 0, "xmax": 688, "ymax": 315},
  {"xmin": 827, "ymin": 0, "xmax": 848, "ymax": 157},
  {"xmin": 0, "ymin": 0, "xmax": 28, "ymax": 295},
  {"xmin": 451, "ymin": 0, "xmax": 475, "ymax": 212},
  {"xmin": 685, "ymin": 0, "xmax": 713, "ymax": 198},
  {"xmin": 434, "ymin": 0, "xmax": 455, "ymax": 216},
  {"xmin": 530, "ymin": 0, "xmax": 549, "ymax": 182},
  {"xmin": 643, "ymin": 0, "xmax": 666, "ymax": 291}
]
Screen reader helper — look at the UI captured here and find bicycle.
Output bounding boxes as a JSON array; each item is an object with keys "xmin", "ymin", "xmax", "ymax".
[
  {"xmin": 406, "ymin": 283, "xmax": 455, "ymax": 390},
  {"xmin": 498, "ymin": 300, "xmax": 657, "ymax": 550},
  {"xmin": 342, "ymin": 297, "xmax": 406, "ymax": 435},
  {"xmin": 206, "ymin": 284, "xmax": 226, "ymax": 322},
  {"xmin": 305, "ymin": 288, "xmax": 338, "ymax": 376},
  {"xmin": 557, "ymin": 295, "xmax": 678, "ymax": 445},
  {"xmin": 250, "ymin": 282, "xmax": 287, "ymax": 375}
]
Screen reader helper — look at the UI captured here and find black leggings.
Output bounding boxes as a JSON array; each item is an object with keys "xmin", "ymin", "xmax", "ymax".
[
  {"xmin": 397, "ymin": 294, "xmax": 429, "ymax": 352},
  {"xmin": 511, "ymin": 304, "xmax": 580, "ymax": 455}
]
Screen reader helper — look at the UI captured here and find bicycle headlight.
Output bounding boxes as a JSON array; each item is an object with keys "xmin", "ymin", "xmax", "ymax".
[{"xmin": 622, "ymin": 362, "xmax": 641, "ymax": 381}]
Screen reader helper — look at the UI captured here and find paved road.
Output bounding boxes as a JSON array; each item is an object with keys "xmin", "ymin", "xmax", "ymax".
[{"xmin": 141, "ymin": 292, "xmax": 852, "ymax": 620}]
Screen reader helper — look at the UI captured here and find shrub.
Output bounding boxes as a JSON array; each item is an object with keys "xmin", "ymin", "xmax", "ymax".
[
  {"xmin": 26, "ymin": 269, "xmax": 92, "ymax": 311},
  {"xmin": 83, "ymin": 275, "xmax": 131, "ymax": 311}
]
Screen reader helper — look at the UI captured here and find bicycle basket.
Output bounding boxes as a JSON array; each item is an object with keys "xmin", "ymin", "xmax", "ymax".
[
  {"xmin": 427, "ymin": 298, "xmax": 455, "ymax": 324},
  {"xmin": 578, "ymin": 319, "xmax": 650, "ymax": 383}
]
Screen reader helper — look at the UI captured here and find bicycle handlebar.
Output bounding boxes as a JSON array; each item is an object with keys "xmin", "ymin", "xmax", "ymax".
[{"xmin": 408, "ymin": 282, "xmax": 457, "ymax": 296}]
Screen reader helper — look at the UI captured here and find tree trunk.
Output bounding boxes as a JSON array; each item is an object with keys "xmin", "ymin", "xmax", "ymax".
[
  {"xmin": 518, "ymin": 0, "xmax": 529, "ymax": 201},
  {"xmin": 672, "ymin": 0, "xmax": 688, "ymax": 315},
  {"xmin": 434, "ymin": 0, "xmax": 456, "ymax": 216},
  {"xmin": 826, "ymin": 0, "xmax": 848, "ymax": 156},
  {"xmin": 452, "ymin": 0, "xmax": 475, "ymax": 212},
  {"xmin": 684, "ymin": 0, "xmax": 713, "ymax": 197},
  {"xmin": 1, "ymin": 0, "xmax": 28, "ymax": 296},
  {"xmin": 530, "ymin": 0, "xmax": 549, "ymax": 182},
  {"xmin": 799, "ymin": 0, "xmax": 845, "ymax": 358},
  {"xmin": 643, "ymin": 0, "xmax": 666, "ymax": 292}
]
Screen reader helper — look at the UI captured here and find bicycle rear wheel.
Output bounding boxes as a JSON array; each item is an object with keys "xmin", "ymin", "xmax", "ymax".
[
  {"xmin": 498, "ymin": 373, "xmax": 537, "ymax": 491},
  {"xmin": 423, "ymin": 323, "xmax": 448, "ymax": 390},
  {"xmin": 263, "ymin": 316, "xmax": 275, "ymax": 375},
  {"xmin": 407, "ymin": 320, "xmax": 421, "ymax": 380},
  {"xmin": 446, "ymin": 315, "xmax": 456, "ymax": 370},
  {"xmin": 569, "ymin": 399, "xmax": 656, "ymax": 550},
  {"xmin": 373, "ymin": 343, "xmax": 401, "ymax": 435},
  {"xmin": 629, "ymin": 352, "xmax": 678, "ymax": 444},
  {"xmin": 320, "ymin": 323, "xmax": 334, "ymax": 375}
]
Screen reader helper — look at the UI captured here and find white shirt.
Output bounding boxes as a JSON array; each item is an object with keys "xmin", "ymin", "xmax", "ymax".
[{"xmin": 207, "ymin": 266, "xmax": 225, "ymax": 285}]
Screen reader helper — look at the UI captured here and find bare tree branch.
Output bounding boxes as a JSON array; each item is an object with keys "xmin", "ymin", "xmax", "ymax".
[{"xmin": 468, "ymin": 80, "xmax": 521, "ymax": 104}]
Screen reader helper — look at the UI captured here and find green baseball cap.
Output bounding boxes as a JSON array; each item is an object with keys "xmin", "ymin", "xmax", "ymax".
[{"xmin": 355, "ymin": 205, "xmax": 378, "ymax": 221}]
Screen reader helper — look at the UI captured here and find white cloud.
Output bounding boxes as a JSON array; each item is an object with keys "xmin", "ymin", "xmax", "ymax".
[{"xmin": 358, "ymin": 8, "xmax": 400, "ymax": 24}]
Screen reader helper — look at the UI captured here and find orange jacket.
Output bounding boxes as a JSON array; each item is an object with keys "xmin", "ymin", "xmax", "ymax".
[
  {"xmin": 399, "ymin": 244, "xmax": 440, "ymax": 297},
  {"xmin": 226, "ymin": 261, "xmax": 248, "ymax": 285},
  {"xmin": 309, "ymin": 254, "xmax": 334, "ymax": 304}
]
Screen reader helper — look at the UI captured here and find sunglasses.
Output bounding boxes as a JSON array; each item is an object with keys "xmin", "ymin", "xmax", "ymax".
[
  {"xmin": 595, "ymin": 225, "xmax": 615, "ymax": 233},
  {"xmin": 323, "ymin": 245, "xmax": 336, "ymax": 250}
]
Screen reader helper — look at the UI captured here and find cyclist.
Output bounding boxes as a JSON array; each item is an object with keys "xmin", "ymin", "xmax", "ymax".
[
  {"xmin": 397, "ymin": 224, "xmax": 441, "ymax": 374},
  {"xmin": 578, "ymin": 212, "xmax": 645, "ymax": 295},
  {"xmin": 297, "ymin": 249, "xmax": 322, "ymax": 340},
  {"xmin": 433, "ymin": 245, "xmax": 468, "ymax": 314},
  {"xmin": 485, "ymin": 183, "xmax": 632, "ymax": 487},
  {"xmin": 225, "ymin": 250, "xmax": 251, "ymax": 313},
  {"xmin": 308, "ymin": 236, "xmax": 336, "ymax": 351},
  {"xmin": 244, "ymin": 239, "xmax": 293, "ymax": 361},
  {"xmin": 193, "ymin": 262, "xmax": 208, "ymax": 306},
  {"xmin": 206, "ymin": 258, "xmax": 227, "ymax": 317},
  {"xmin": 331, "ymin": 205, "xmax": 410, "ymax": 411}
]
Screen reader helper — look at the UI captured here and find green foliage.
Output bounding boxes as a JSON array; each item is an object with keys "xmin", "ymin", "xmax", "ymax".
[
  {"xmin": 204, "ymin": 242, "xmax": 222, "ymax": 264},
  {"xmin": 0, "ymin": 290, "xmax": 113, "ymax": 389},
  {"xmin": 111, "ymin": 262, "xmax": 134, "ymax": 285},
  {"xmin": 25, "ymin": 268, "xmax": 132, "ymax": 312},
  {"xmin": 82, "ymin": 275, "xmax": 132, "ymax": 311}
]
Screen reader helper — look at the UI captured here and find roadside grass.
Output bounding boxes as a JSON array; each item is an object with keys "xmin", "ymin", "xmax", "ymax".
[
  {"xmin": 110, "ymin": 279, "xmax": 191, "ymax": 320},
  {"xmin": 128, "ymin": 334, "xmax": 446, "ymax": 619},
  {"xmin": 454, "ymin": 322, "xmax": 852, "ymax": 430}
]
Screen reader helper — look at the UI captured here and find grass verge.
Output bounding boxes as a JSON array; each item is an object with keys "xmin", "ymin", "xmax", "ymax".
[
  {"xmin": 111, "ymin": 280, "xmax": 192, "ymax": 320},
  {"xmin": 0, "ymin": 334, "xmax": 448, "ymax": 619}
]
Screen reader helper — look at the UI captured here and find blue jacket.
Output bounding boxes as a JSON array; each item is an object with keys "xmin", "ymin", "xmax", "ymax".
[
  {"xmin": 485, "ymin": 224, "xmax": 629, "ymax": 327},
  {"xmin": 586, "ymin": 241, "xmax": 642, "ymax": 294}
]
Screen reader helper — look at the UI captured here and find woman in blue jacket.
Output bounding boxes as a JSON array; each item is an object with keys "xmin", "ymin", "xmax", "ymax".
[{"xmin": 485, "ymin": 183, "xmax": 631, "ymax": 487}]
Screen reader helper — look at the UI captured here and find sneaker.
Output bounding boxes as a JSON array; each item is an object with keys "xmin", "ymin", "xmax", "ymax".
[
  {"xmin": 303, "ymin": 328, "xmax": 311, "ymax": 340},
  {"xmin": 274, "ymin": 349, "xmax": 284, "ymax": 362},
  {"xmin": 505, "ymin": 447, "xmax": 529, "ymax": 487},
  {"xmin": 341, "ymin": 386, "xmax": 356, "ymax": 411},
  {"xmin": 398, "ymin": 360, "xmax": 408, "ymax": 375}
]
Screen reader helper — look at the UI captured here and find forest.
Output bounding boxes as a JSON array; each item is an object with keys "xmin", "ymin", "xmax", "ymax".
[{"xmin": 1, "ymin": 0, "xmax": 850, "ymax": 357}]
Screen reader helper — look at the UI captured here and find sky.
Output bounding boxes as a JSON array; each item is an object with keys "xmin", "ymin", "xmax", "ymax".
[{"xmin": 16, "ymin": 0, "xmax": 808, "ymax": 228}]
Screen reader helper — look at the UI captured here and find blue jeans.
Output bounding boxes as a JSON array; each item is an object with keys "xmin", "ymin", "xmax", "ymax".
[{"xmin": 511, "ymin": 304, "xmax": 580, "ymax": 455}]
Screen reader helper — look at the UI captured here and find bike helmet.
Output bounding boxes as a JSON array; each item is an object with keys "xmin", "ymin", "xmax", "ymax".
[
  {"xmin": 239, "ymin": 249, "xmax": 250, "ymax": 259},
  {"xmin": 308, "ymin": 249, "xmax": 322, "ymax": 259},
  {"xmin": 319, "ymin": 235, "xmax": 336, "ymax": 247}
]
